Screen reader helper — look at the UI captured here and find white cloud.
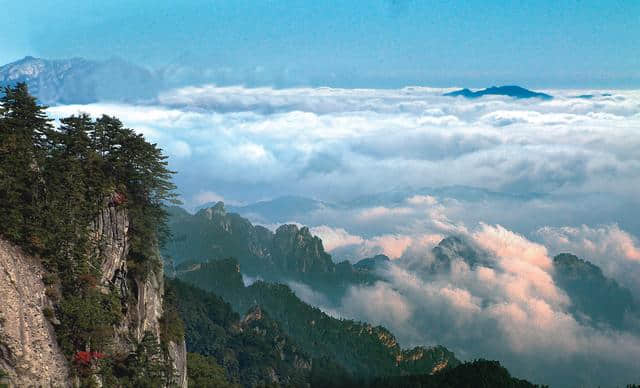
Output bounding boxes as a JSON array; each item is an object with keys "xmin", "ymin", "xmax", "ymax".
[
  {"xmin": 193, "ymin": 191, "xmax": 225, "ymax": 206},
  {"xmin": 309, "ymin": 226, "xmax": 364, "ymax": 252},
  {"xmin": 326, "ymin": 223, "xmax": 640, "ymax": 386},
  {"xmin": 47, "ymin": 86, "xmax": 640, "ymax": 211}
]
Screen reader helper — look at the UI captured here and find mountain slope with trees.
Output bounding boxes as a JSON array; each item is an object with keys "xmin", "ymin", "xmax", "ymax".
[
  {"xmin": 176, "ymin": 257, "xmax": 460, "ymax": 380},
  {"xmin": 0, "ymin": 83, "xmax": 186, "ymax": 386}
]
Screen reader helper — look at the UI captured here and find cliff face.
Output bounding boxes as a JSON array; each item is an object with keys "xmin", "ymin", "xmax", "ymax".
[
  {"xmin": 272, "ymin": 224, "xmax": 335, "ymax": 273},
  {"xmin": 0, "ymin": 203, "xmax": 187, "ymax": 387},
  {"xmin": 0, "ymin": 238, "xmax": 70, "ymax": 387},
  {"xmin": 92, "ymin": 203, "xmax": 188, "ymax": 387}
]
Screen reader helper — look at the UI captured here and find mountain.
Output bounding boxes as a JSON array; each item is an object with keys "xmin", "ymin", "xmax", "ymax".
[
  {"xmin": 0, "ymin": 56, "xmax": 160, "ymax": 104},
  {"xmin": 572, "ymin": 93, "xmax": 612, "ymax": 99},
  {"xmin": 346, "ymin": 185, "xmax": 546, "ymax": 210},
  {"xmin": 165, "ymin": 203, "xmax": 381, "ymax": 301},
  {"xmin": 424, "ymin": 236, "xmax": 639, "ymax": 332},
  {"xmin": 174, "ymin": 257, "xmax": 461, "ymax": 380},
  {"xmin": 354, "ymin": 254, "xmax": 391, "ymax": 272},
  {"xmin": 552, "ymin": 253, "xmax": 639, "ymax": 330},
  {"xmin": 430, "ymin": 236, "xmax": 493, "ymax": 272},
  {"xmin": 165, "ymin": 202, "xmax": 334, "ymax": 274},
  {"xmin": 366, "ymin": 359, "xmax": 543, "ymax": 388},
  {"xmin": 166, "ymin": 278, "xmax": 312, "ymax": 387},
  {"xmin": 170, "ymin": 274, "xmax": 544, "ymax": 388},
  {"xmin": 444, "ymin": 85, "xmax": 552, "ymax": 100},
  {"xmin": 210, "ymin": 188, "xmax": 545, "ymax": 227}
]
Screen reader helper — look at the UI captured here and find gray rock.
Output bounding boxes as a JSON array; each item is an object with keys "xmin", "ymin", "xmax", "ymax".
[{"xmin": 0, "ymin": 238, "xmax": 70, "ymax": 387}]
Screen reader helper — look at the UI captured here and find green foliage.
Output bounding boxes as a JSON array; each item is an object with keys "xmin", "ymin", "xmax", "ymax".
[
  {"xmin": 0, "ymin": 83, "xmax": 178, "ymax": 283},
  {"xmin": 365, "ymin": 360, "xmax": 545, "ymax": 388},
  {"xmin": 177, "ymin": 258, "xmax": 457, "ymax": 379},
  {"xmin": 187, "ymin": 352, "xmax": 239, "ymax": 388},
  {"xmin": 42, "ymin": 272, "xmax": 57, "ymax": 286},
  {"xmin": 160, "ymin": 279, "xmax": 185, "ymax": 345},
  {"xmin": 167, "ymin": 278, "xmax": 311, "ymax": 387},
  {"xmin": 0, "ymin": 83, "xmax": 52, "ymax": 248},
  {"xmin": 0, "ymin": 84, "xmax": 179, "ymax": 381},
  {"xmin": 57, "ymin": 288, "xmax": 122, "ymax": 356},
  {"xmin": 99, "ymin": 331, "xmax": 175, "ymax": 388},
  {"xmin": 0, "ymin": 368, "xmax": 7, "ymax": 388},
  {"xmin": 42, "ymin": 307, "xmax": 55, "ymax": 320},
  {"xmin": 309, "ymin": 357, "xmax": 357, "ymax": 388}
]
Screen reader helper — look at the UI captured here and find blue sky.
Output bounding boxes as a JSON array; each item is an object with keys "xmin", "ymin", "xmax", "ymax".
[{"xmin": 2, "ymin": 0, "xmax": 639, "ymax": 87}]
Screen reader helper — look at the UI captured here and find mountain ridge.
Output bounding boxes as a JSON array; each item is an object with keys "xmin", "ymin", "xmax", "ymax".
[
  {"xmin": 444, "ymin": 85, "xmax": 552, "ymax": 100},
  {"xmin": 0, "ymin": 56, "xmax": 160, "ymax": 104}
]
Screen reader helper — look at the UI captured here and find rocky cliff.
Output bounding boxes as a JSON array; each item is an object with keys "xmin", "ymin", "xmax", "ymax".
[
  {"xmin": 272, "ymin": 224, "xmax": 335, "ymax": 273},
  {"xmin": 0, "ymin": 202, "xmax": 187, "ymax": 387},
  {"xmin": 92, "ymin": 202, "xmax": 188, "ymax": 387},
  {"xmin": 0, "ymin": 238, "xmax": 70, "ymax": 387}
]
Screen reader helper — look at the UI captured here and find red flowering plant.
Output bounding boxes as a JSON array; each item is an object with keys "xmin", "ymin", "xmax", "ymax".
[{"xmin": 73, "ymin": 351, "xmax": 107, "ymax": 366}]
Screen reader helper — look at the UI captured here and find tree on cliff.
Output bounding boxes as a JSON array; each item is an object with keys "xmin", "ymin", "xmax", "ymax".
[
  {"xmin": 0, "ymin": 83, "xmax": 180, "ymax": 384},
  {"xmin": 0, "ymin": 83, "xmax": 177, "ymax": 278}
]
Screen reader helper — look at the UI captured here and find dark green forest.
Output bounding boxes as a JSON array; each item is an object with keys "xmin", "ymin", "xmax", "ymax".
[
  {"xmin": 176, "ymin": 257, "xmax": 457, "ymax": 378},
  {"xmin": 169, "ymin": 276, "xmax": 548, "ymax": 388}
]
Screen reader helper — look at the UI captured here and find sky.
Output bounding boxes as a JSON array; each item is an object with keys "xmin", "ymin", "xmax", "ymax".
[{"xmin": 2, "ymin": 0, "xmax": 640, "ymax": 87}]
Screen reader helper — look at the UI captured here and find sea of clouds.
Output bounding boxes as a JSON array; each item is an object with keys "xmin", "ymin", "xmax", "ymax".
[{"xmin": 48, "ymin": 85, "xmax": 640, "ymax": 386}]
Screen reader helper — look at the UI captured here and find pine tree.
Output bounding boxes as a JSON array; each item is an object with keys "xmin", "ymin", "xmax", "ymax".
[{"xmin": 0, "ymin": 83, "xmax": 52, "ymax": 248}]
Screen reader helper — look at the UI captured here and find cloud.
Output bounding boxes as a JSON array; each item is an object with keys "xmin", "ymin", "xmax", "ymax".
[
  {"xmin": 46, "ymin": 86, "xmax": 640, "ymax": 214},
  {"xmin": 473, "ymin": 224, "xmax": 552, "ymax": 270},
  {"xmin": 193, "ymin": 191, "xmax": 225, "ymax": 206},
  {"xmin": 363, "ymin": 234, "xmax": 413, "ymax": 259},
  {"xmin": 324, "ymin": 223, "xmax": 640, "ymax": 386},
  {"xmin": 309, "ymin": 226, "xmax": 364, "ymax": 252},
  {"xmin": 306, "ymin": 196, "xmax": 462, "ymax": 261}
]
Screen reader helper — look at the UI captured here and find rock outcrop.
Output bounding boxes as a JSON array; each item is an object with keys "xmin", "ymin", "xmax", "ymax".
[
  {"xmin": 0, "ymin": 238, "xmax": 70, "ymax": 387},
  {"xmin": 0, "ymin": 200, "xmax": 187, "ymax": 387},
  {"xmin": 272, "ymin": 224, "xmax": 335, "ymax": 273},
  {"xmin": 92, "ymin": 201, "xmax": 187, "ymax": 386}
]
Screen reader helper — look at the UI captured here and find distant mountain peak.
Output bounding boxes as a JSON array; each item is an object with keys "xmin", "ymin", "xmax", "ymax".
[
  {"xmin": 444, "ymin": 85, "xmax": 552, "ymax": 100},
  {"xmin": 553, "ymin": 252, "xmax": 604, "ymax": 279},
  {"xmin": 0, "ymin": 55, "xmax": 160, "ymax": 104},
  {"xmin": 431, "ymin": 236, "xmax": 492, "ymax": 272},
  {"xmin": 552, "ymin": 253, "xmax": 638, "ymax": 330},
  {"xmin": 354, "ymin": 254, "xmax": 391, "ymax": 272}
]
